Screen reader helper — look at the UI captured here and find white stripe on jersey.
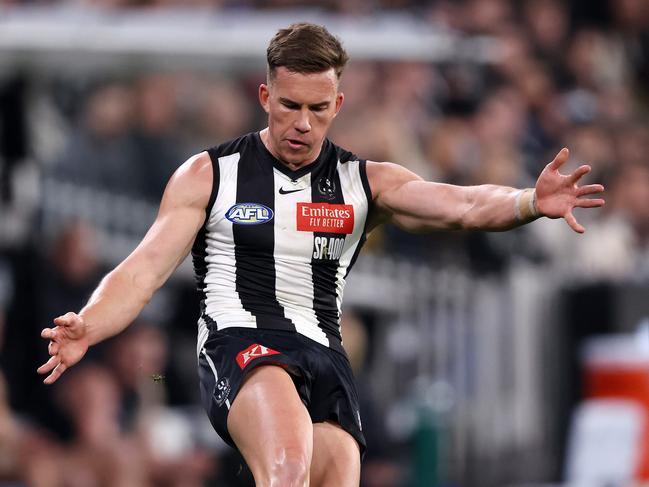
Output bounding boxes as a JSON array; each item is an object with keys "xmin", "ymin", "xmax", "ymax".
[
  {"xmin": 203, "ymin": 152, "xmax": 257, "ymax": 329},
  {"xmin": 335, "ymin": 160, "xmax": 369, "ymax": 316},
  {"xmin": 272, "ymin": 169, "xmax": 329, "ymax": 347}
]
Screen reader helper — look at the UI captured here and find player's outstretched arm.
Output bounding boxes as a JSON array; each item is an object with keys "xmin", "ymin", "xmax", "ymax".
[
  {"xmin": 37, "ymin": 152, "xmax": 213, "ymax": 384},
  {"xmin": 366, "ymin": 148, "xmax": 604, "ymax": 233}
]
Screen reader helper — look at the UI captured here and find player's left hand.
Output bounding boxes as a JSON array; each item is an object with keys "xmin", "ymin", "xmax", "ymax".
[
  {"xmin": 534, "ymin": 148, "xmax": 605, "ymax": 233},
  {"xmin": 37, "ymin": 312, "xmax": 89, "ymax": 385}
]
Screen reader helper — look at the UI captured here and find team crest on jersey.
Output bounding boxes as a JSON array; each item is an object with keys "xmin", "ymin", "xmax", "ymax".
[
  {"xmin": 226, "ymin": 203, "xmax": 274, "ymax": 225},
  {"xmin": 236, "ymin": 343, "xmax": 281, "ymax": 369},
  {"xmin": 214, "ymin": 377, "xmax": 231, "ymax": 407},
  {"xmin": 317, "ymin": 177, "xmax": 337, "ymax": 200}
]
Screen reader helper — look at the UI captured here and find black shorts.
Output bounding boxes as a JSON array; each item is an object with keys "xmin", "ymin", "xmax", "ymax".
[{"xmin": 197, "ymin": 327, "xmax": 366, "ymax": 458}]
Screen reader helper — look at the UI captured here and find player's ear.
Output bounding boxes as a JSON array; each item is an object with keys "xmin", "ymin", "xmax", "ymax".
[
  {"xmin": 333, "ymin": 92, "xmax": 344, "ymax": 118},
  {"xmin": 259, "ymin": 84, "xmax": 270, "ymax": 113}
]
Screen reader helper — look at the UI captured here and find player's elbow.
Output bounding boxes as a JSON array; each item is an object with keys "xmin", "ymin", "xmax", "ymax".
[
  {"xmin": 457, "ymin": 200, "xmax": 481, "ymax": 231},
  {"xmin": 131, "ymin": 271, "xmax": 159, "ymax": 304},
  {"xmin": 457, "ymin": 188, "xmax": 488, "ymax": 231},
  {"xmin": 108, "ymin": 265, "xmax": 159, "ymax": 306}
]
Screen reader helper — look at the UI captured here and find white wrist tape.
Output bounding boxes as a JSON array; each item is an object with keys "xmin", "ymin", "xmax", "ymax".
[{"xmin": 515, "ymin": 188, "xmax": 539, "ymax": 222}]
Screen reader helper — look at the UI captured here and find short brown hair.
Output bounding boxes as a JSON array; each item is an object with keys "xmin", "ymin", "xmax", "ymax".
[{"xmin": 266, "ymin": 23, "xmax": 349, "ymax": 80}]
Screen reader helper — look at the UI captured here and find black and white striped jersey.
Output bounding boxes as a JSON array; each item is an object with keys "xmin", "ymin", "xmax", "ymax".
[{"xmin": 192, "ymin": 132, "xmax": 372, "ymax": 356}]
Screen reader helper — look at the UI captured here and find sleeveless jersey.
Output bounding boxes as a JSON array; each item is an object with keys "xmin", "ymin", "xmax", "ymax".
[{"xmin": 192, "ymin": 132, "xmax": 372, "ymax": 356}]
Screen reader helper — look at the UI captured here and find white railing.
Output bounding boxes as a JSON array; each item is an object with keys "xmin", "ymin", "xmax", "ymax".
[
  {"xmin": 0, "ymin": 6, "xmax": 500, "ymax": 74},
  {"xmin": 346, "ymin": 256, "xmax": 558, "ymax": 482}
]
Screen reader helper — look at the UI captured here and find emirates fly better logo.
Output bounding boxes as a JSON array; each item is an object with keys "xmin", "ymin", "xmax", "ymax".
[{"xmin": 296, "ymin": 203, "xmax": 354, "ymax": 234}]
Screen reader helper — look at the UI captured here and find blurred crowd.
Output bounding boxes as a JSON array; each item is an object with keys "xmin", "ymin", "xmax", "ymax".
[{"xmin": 1, "ymin": 0, "xmax": 649, "ymax": 486}]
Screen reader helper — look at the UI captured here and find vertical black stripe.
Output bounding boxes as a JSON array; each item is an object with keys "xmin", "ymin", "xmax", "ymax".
[
  {"xmin": 191, "ymin": 149, "xmax": 221, "ymax": 320},
  {"xmin": 310, "ymin": 159, "xmax": 346, "ymax": 347},
  {"xmin": 233, "ymin": 148, "xmax": 293, "ymax": 331}
]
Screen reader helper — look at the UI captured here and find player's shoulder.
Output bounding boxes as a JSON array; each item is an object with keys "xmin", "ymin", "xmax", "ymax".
[
  {"xmin": 365, "ymin": 160, "xmax": 424, "ymax": 199},
  {"xmin": 365, "ymin": 160, "xmax": 400, "ymax": 182},
  {"xmin": 162, "ymin": 151, "xmax": 214, "ymax": 208},
  {"xmin": 174, "ymin": 151, "xmax": 212, "ymax": 181}
]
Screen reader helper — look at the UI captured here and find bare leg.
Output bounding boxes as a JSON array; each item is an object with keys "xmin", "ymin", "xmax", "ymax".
[
  {"xmin": 310, "ymin": 421, "xmax": 361, "ymax": 487},
  {"xmin": 227, "ymin": 365, "xmax": 313, "ymax": 487}
]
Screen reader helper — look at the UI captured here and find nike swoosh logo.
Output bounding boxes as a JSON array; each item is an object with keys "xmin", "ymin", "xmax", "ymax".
[{"xmin": 279, "ymin": 187, "xmax": 307, "ymax": 195}]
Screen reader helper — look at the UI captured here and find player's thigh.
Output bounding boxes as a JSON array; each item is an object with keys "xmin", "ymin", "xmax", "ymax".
[
  {"xmin": 311, "ymin": 420, "xmax": 361, "ymax": 487},
  {"xmin": 227, "ymin": 364, "xmax": 313, "ymax": 484}
]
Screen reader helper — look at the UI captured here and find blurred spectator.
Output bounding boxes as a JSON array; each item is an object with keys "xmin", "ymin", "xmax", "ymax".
[
  {"xmin": 615, "ymin": 122, "xmax": 649, "ymax": 167},
  {"xmin": 56, "ymin": 363, "xmax": 151, "ymax": 486},
  {"xmin": 0, "ymin": 371, "xmax": 19, "ymax": 481},
  {"xmin": 133, "ymin": 74, "xmax": 187, "ymax": 202},
  {"xmin": 191, "ymin": 77, "xmax": 256, "ymax": 149},
  {"xmin": 565, "ymin": 28, "xmax": 629, "ymax": 91},
  {"xmin": 105, "ymin": 321, "xmax": 216, "ymax": 487},
  {"xmin": 105, "ymin": 321, "xmax": 170, "ymax": 430},
  {"xmin": 2, "ymin": 221, "xmax": 102, "ymax": 441},
  {"xmin": 1, "ymin": 367, "xmax": 72, "ymax": 487},
  {"xmin": 609, "ymin": 0, "xmax": 649, "ymax": 33},
  {"xmin": 524, "ymin": 0, "xmax": 570, "ymax": 59},
  {"xmin": 424, "ymin": 117, "xmax": 480, "ymax": 185},
  {"xmin": 474, "ymin": 86, "xmax": 527, "ymax": 150},
  {"xmin": 463, "ymin": 0, "xmax": 515, "ymax": 35},
  {"xmin": 40, "ymin": 221, "xmax": 101, "ymax": 327},
  {"xmin": 45, "ymin": 81, "xmax": 143, "ymax": 198},
  {"xmin": 609, "ymin": 161, "xmax": 649, "ymax": 259},
  {"xmin": 0, "ymin": 75, "xmax": 29, "ymax": 205}
]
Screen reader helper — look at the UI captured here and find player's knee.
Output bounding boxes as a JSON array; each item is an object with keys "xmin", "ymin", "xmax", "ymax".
[{"xmin": 267, "ymin": 450, "xmax": 310, "ymax": 487}]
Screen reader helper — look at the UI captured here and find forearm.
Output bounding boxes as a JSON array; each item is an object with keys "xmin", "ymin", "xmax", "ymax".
[
  {"xmin": 462, "ymin": 185, "xmax": 539, "ymax": 231},
  {"xmin": 79, "ymin": 264, "xmax": 157, "ymax": 346},
  {"xmin": 370, "ymin": 162, "xmax": 542, "ymax": 232}
]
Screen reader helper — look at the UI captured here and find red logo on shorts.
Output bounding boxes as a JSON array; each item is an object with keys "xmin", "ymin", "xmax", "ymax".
[
  {"xmin": 296, "ymin": 203, "xmax": 354, "ymax": 234},
  {"xmin": 236, "ymin": 343, "xmax": 281, "ymax": 369}
]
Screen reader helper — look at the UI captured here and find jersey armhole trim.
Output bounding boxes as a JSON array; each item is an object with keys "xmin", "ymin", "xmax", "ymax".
[
  {"xmin": 344, "ymin": 159, "xmax": 371, "ymax": 278},
  {"xmin": 358, "ymin": 159, "xmax": 372, "ymax": 210},
  {"xmin": 204, "ymin": 148, "xmax": 221, "ymax": 223},
  {"xmin": 358, "ymin": 159, "xmax": 374, "ymax": 227}
]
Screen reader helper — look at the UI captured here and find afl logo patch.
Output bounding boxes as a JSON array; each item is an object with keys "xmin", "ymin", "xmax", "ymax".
[{"xmin": 226, "ymin": 203, "xmax": 274, "ymax": 225}]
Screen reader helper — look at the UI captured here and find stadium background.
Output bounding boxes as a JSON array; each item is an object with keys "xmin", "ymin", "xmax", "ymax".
[{"xmin": 1, "ymin": 0, "xmax": 648, "ymax": 486}]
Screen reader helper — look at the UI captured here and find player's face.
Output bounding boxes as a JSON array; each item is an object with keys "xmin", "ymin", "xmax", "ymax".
[{"xmin": 259, "ymin": 67, "xmax": 344, "ymax": 168}]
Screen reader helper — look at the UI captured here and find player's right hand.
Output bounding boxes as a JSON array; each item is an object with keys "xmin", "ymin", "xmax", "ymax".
[{"xmin": 37, "ymin": 312, "xmax": 89, "ymax": 385}]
